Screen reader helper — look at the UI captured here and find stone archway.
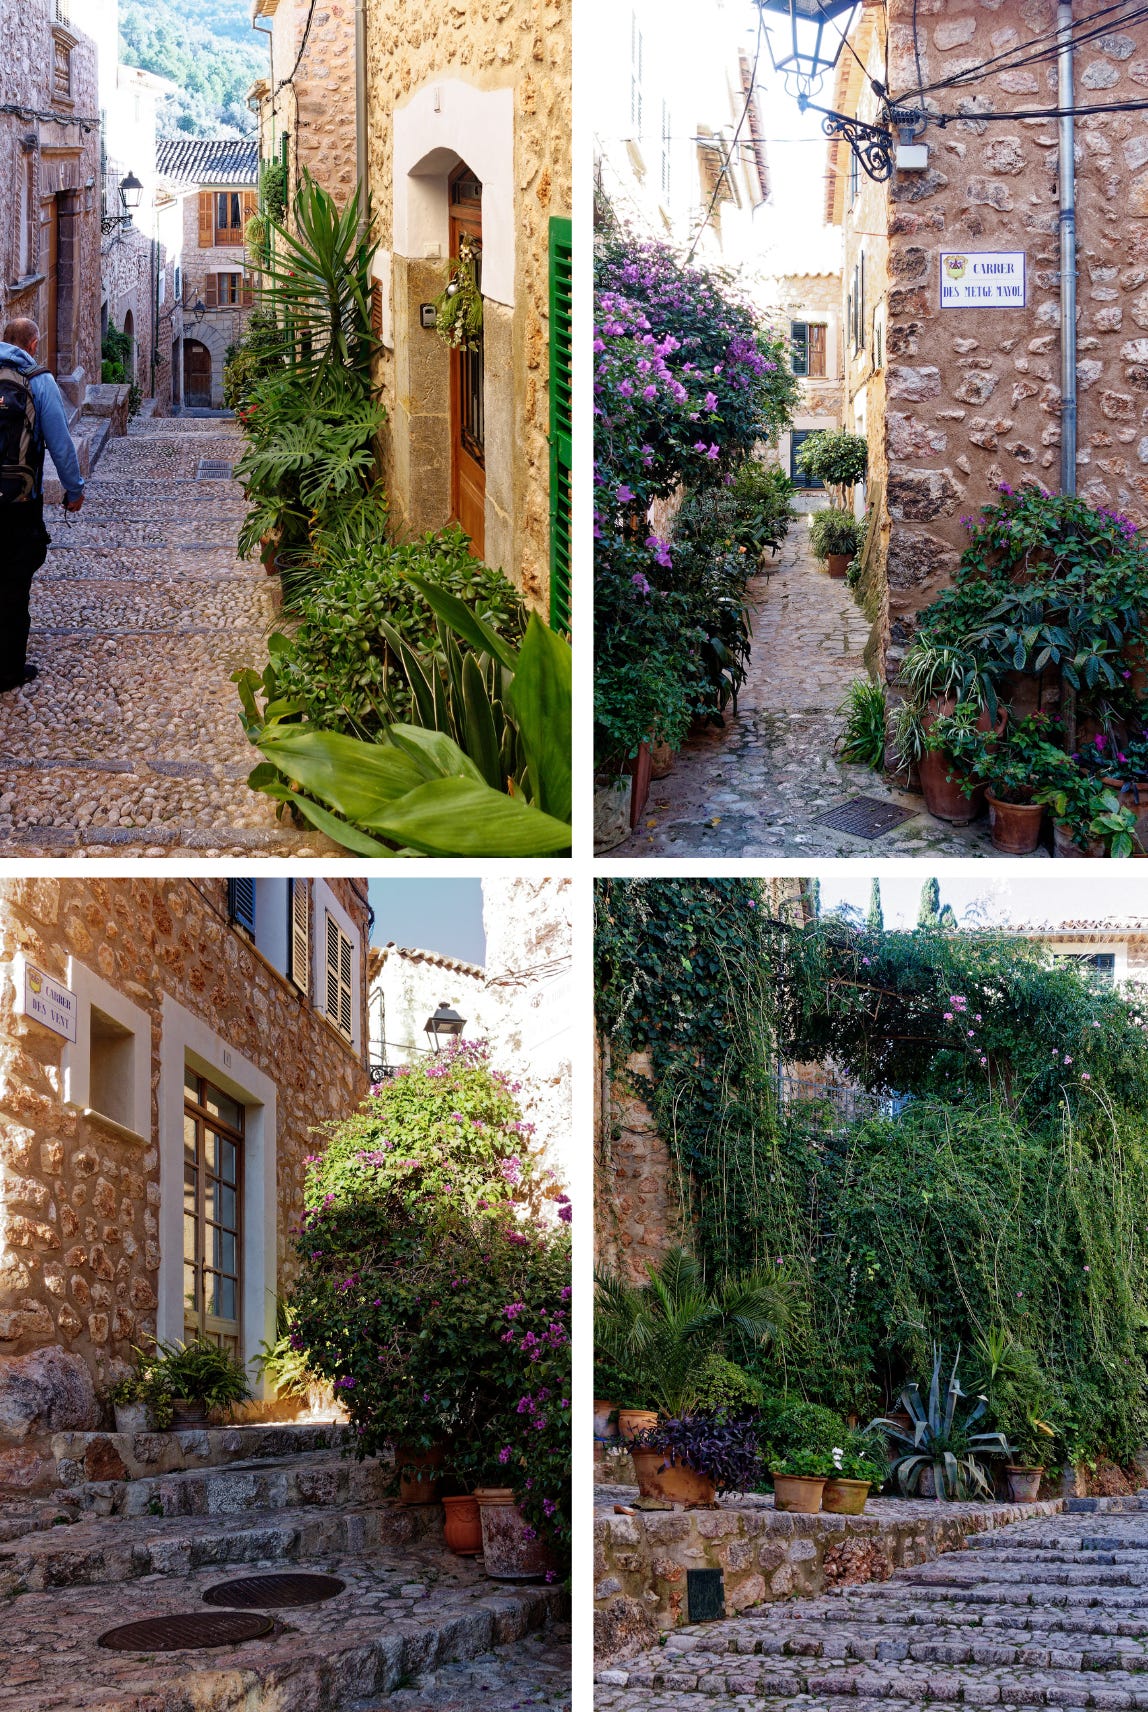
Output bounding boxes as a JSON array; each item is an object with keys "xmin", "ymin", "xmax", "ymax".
[{"xmin": 122, "ymin": 309, "xmax": 136, "ymax": 382}]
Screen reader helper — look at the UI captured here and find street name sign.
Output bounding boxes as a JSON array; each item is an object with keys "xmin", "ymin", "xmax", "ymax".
[
  {"xmin": 939, "ymin": 251, "xmax": 1026, "ymax": 310},
  {"xmin": 13, "ymin": 955, "xmax": 78, "ymax": 1041}
]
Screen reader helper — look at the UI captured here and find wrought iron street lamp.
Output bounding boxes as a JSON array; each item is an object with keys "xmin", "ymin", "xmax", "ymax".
[
  {"xmin": 757, "ymin": 0, "xmax": 861, "ymax": 101},
  {"xmin": 191, "ymin": 298, "xmax": 207, "ymax": 325},
  {"xmin": 101, "ymin": 168, "xmax": 145, "ymax": 234},
  {"xmin": 424, "ymin": 1002, "xmax": 466, "ymax": 1052}
]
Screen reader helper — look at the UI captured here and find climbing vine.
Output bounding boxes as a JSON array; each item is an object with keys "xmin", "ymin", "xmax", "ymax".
[{"xmin": 595, "ymin": 880, "xmax": 1148, "ymax": 1463}]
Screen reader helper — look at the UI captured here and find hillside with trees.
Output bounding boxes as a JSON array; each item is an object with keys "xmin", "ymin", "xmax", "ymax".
[{"xmin": 119, "ymin": 0, "xmax": 263, "ymax": 138}]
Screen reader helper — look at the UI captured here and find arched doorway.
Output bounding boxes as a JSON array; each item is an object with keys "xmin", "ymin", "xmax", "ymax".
[
  {"xmin": 448, "ymin": 163, "xmax": 484, "ymax": 558},
  {"xmin": 183, "ymin": 339, "xmax": 212, "ymax": 408},
  {"xmin": 122, "ymin": 309, "xmax": 136, "ymax": 382}
]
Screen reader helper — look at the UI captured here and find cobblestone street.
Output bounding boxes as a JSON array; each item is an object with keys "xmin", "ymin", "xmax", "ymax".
[
  {"xmin": 0, "ymin": 415, "xmax": 328, "ymax": 856},
  {"xmin": 596, "ymin": 1495, "xmax": 1148, "ymax": 1711},
  {"xmin": 607, "ymin": 515, "xmax": 1009, "ymax": 860}
]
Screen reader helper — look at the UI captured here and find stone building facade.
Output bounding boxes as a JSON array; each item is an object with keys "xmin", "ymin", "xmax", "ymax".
[
  {"xmin": 251, "ymin": 0, "xmax": 359, "ymax": 205},
  {"xmin": 757, "ymin": 272, "xmax": 846, "ymax": 489},
  {"xmin": 156, "ymin": 140, "xmax": 258, "ymax": 410},
  {"xmin": 0, "ymin": 876, "xmax": 371, "ymax": 1492},
  {"xmin": 830, "ymin": 0, "xmax": 1148, "ymax": 676},
  {"xmin": 370, "ymin": 877, "xmax": 573, "ymax": 1187},
  {"xmin": 0, "ymin": 0, "xmax": 102, "ymax": 439}
]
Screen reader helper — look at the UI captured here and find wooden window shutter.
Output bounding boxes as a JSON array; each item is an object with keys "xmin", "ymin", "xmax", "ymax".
[
  {"xmin": 547, "ymin": 216, "xmax": 572, "ymax": 637},
  {"xmin": 370, "ymin": 282, "xmax": 383, "ymax": 339},
  {"xmin": 228, "ymin": 878, "xmax": 256, "ymax": 934},
  {"xmin": 289, "ymin": 878, "xmax": 309, "ymax": 996},
  {"xmin": 808, "ymin": 324, "xmax": 827, "ymax": 378},
  {"xmin": 198, "ymin": 191, "xmax": 214, "ymax": 248},
  {"xmin": 241, "ymin": 189, "xmax": 257, "ymax": 225},
  {"xmin": 242, "ymin": 274, "xmax": 254, "ymax": 308},
  {"xmin": 204, "ymin": 273, "xmax": 219, "ymax": 310},
  {"xmin": 325, "ymin": 915, "xmax": 353, "ymax": 1040}
]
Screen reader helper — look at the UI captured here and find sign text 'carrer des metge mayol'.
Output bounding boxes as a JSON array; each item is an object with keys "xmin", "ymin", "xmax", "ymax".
[{"xmin": 939, "ymin": 251, "xmax": 1027, "ymax": 311}]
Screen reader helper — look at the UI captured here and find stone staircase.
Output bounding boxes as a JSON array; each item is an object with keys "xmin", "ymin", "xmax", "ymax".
[
  {"xmin": 595, "ymin": 1494, "xmax": 1148, "ymax": 1710},
  {"xmin": 0, "ymin": 413, "xmax": 329, "ymax": 856},
  {"xmin": 0, "ymin": 1429, "xmax": 564, "ymax": 1711}
]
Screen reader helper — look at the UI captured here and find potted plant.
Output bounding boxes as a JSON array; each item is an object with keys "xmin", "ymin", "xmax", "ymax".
[
  {"xmin": 394, "ymin": 1438, "xmax": 446, "ymax": 1505},
  {"xmin": 1005, "ymin": 1416, "xmax": 1055, "ymax": 1503},
  {"xmin": 1035, "ymin": 766, "xmax": 1143, "ymax": 858},
  {"xmin": 152, "ymin": 1339, "xmax": 252, "ymax": 1427},
  {"xmin": 953, "ymin": 712, "xmax": 1064, "ymax": 854},
  {"xmin": 869, "ymin": 1348, "xmax": 1013, "ymax": 1500},
  {"xmin": 809, "ymin": 507, "xmax": 863, "ymax": 579},
  {"xmin": 108, "ymin": 1353, "xmax": 174, "ymax": 1435},
  {"xmin": 794, "ymin": 430, "xmax": 869, "ymax": 508},
  {"xmin": 630, "ymin": 1414, "xmax": 760, "ymax": 1507},
  {"xmin": 821, "ymin": 1435, "xmax": 886, "ymax": 1516},
  {"xmin": 441, "ymin": 1490, "xmax": 484, "ymax": 1555},
  {"xmin": 891, "ymin": 641, "xmax": 1002, "ymax": 824},
  {"xmin": 770, "ymin": 1447, "xmax": 832, "ymax": 1513},
  {"xmin": 473, "ymin": 1485, "xmax": 557, "ymax": 1581}
]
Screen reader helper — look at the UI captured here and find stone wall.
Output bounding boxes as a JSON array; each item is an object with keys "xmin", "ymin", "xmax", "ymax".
[
  {"xmin": 0, "ymin": 878, "xmax": 371, "ymax": 1481},
  {"xmin": 364, "ymin": 0, "xmax": 572, "ymax": 611},
  {"xmin": 848, "ymin": 1, "xmax": 1148, "ymax": 664},
  {"xmin": 0, "ymin": 1, "xmax": 101, "ymax": 396},
  {"xmin": 178, "ymin": 192, "xmax": 252, "ymax": 406},
  {"xmin": 594, "ymin": 1046, "xmax": 687, "ymax": 1285},
  {"xmin": 254, "ymin": 0, "xmax": 358, "ymax": 205}
]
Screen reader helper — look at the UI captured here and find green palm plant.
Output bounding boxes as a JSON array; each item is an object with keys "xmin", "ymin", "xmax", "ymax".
[
  {"xmin": 259, "ymin": 169, "xmax": 377, "ymax": 386},
  {"xmin": 869, "ymin": 1346, "xmax": 1013, "ymax": 1500},
  {"xmin": 594, "ymin": 1247, "xmax": 798, "ymax": 1418}
]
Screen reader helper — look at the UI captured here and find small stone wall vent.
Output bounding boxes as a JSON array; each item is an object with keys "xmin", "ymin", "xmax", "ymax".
[
  {"xmin": 686, "ymin": 1567, "xmax": 725, "ymax": 1623},
  {"xmin": 196, "ymin": 460, "xmax": 235, "ymax": 479}
]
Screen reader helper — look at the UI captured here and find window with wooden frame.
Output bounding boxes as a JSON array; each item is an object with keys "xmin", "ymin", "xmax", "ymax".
[
  {"xmin": 199, "ymin": 189, "xmax": 256, "ymax": 248},
  {"xmin": 324, "ymin": 914, "xmax": 353, "ymax": 1041},
  {"xmin": 790, "ymin": 321, "xmax": 827, "ymax": 379},
  {"xmin": 51, "ymin": 29, "xmax": 73, "ymax": 103},
  {"xmin": 183, "ymin": 1068, "xmax": 243, "ymax": 1356},
  {"xmin": 204, "ymin": 272, "xmax": 253, "ymax": 309},
  {"xmin": 289, "ymin": 878, "xmax": 310, "ymax": 997}
]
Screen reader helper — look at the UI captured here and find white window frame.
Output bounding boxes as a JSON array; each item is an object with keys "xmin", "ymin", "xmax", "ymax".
[
  {"xmin": 61, "ymin": 959, "xmax": 151, "ymax": 1145},
  {"xmin": 1049, "ymin": 943, "xmax": 1127, "ymax": 984},
  {"xmin": 157, "ymin": 993, "xmax": 277, "ymax": 1387}
]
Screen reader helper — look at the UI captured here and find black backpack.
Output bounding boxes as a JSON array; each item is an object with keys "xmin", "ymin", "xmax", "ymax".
[{"xmin": 0, "ymin": 361, "xmax": 47, "ymax": 503}]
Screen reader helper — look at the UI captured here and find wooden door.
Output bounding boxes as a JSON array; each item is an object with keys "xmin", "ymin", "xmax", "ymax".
[
  {"xmin": 449, "ymin": 165, "xmax": 485, "ymax": 559},
  {"xmin": 43, "ymin": 202, "xmax": 58, "ymax": 374},
  {"xmin": 183, "ymin": 1068, "xmax": 243, "ymax": 1356},
  {"xmin": 183, "ymin": 339, "xmax": 212, "ymax": 407}
]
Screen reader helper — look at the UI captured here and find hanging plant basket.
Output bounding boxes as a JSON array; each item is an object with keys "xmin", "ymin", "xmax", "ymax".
[{"xmin": 433, "ymin": 235, "xmax": 483, "ymax": 351}]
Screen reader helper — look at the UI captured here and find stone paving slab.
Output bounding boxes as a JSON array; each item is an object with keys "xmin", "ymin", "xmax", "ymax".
[
  {"xmin": 373, "ymin": 1620, "xmax": 571, "ymax": 1711},
  {"xmin": 604, "ymin": 519, "xmax": 1010, "ymax": 860}
]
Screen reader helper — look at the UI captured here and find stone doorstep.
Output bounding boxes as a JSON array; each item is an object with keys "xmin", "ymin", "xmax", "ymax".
[
  {"xmin": 606, "ymin": 1661, "xmax": 1148, "ymax": 1703},
  {"xmin": 0, "ymin": 1548, "xmax": 566, "ymax": 1712},
  {"xmin": 35, "ymin": 1448, "xmax": 392, "ymax": 1523}
]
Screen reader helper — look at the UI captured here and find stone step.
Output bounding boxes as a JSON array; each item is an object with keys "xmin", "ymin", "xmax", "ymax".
[
  {"xmin": 0, "ymin": 1491, "xmax": 439, "ymax": 1596},
  {"xmin": 47, "ymin": 1444, "xmax": 376, "ymax": 1517},
  {"xmin": 0, "ymin": 1543, "xmax": 563, "ymax": 1712},
  {"xmin": 601, "ymin": 1655, "xmax": 1148, "ymax": 1703},
  {"xmin": 761, "ymin": 1595, "xmax": 1148, "ymax": 1639},
  {"xmin": 662, "ymin": 1620, "xmax": 1148, "ymax": 1672}
]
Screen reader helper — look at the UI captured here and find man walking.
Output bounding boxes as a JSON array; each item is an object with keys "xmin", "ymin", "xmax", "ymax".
[{"xmin": 0, "ymin": 316, "xmax": 84, "ymax": 693}]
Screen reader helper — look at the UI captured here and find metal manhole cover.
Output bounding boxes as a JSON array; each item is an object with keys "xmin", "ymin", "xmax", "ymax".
[
  {"xmin": 98, "ymin": 1611, "xmax": 274, "ymax": 1651},
  {"xmin": 203, "ymin": 1572, "xmax": 346, "ymax": 1608},
  {"xmin": 815, "ymin": 795, "xmax": 918, "ymax": 840},
  {"xmin": 196, "ymin": 459, "xmax": 235, "ymax": 479}
]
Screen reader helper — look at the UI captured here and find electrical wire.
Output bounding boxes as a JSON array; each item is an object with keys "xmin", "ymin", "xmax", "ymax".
[
  {"xmin": 894, "ymin": 0, "xmax": 1148, "ymax": 105},
  {"xmin": 686, "ymin": 3, "xmax": 764, "ymax": 262}
]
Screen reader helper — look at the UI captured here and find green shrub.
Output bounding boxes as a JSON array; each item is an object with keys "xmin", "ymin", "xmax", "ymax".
[
  {"xmin": 795, "ymin": 430, "xmax": 868, "ymax": 501},
  {"xmin": 223, "ymin": 309, "xmax": 284, "ymax": 411},
  {"xmin": 154, "ymin": 1339, "xmax": 252, "ymax": 1410},
  {"xmin": 837, "ymin": 678, "xmax": 887, "ymax": 770},
  {"xmin": 809, "ymin": 507, "xmax": 863, "ymax": 560}
]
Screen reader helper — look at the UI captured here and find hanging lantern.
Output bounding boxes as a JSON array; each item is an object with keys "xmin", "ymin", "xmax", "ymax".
[{"xmin": 757, "ymin": 0, "xmax": 861, "ymax": 101}]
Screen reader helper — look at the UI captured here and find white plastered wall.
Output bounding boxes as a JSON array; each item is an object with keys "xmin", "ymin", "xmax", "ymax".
[{"xmin": 157, "ymin": 993, "xmax": 277, "ymax": 1388}]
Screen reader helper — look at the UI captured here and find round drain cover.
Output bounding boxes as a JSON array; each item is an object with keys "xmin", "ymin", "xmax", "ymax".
[
  {"xmin": 203, "ymin": 1572, "xmax": 346, "ymax": 1609},
  {"xmin": 99, "ymin": 1611, "xmax": 274, "ymax": 1652}
]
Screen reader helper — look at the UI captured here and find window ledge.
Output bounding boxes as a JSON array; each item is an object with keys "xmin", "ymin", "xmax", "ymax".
[{"xmin": 82, "ymin": 1106, "xmax": 148, "ymax": 1146}]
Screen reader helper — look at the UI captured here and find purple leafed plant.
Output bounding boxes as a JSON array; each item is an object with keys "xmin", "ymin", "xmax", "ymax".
[{"xmin": 631, "ymin": 1414, "xmax": 762, "ymax": 1495}]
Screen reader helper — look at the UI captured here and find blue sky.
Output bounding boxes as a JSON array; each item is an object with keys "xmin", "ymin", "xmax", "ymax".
[
  {"xmin": 816, "ymin": 872, "xmax": 1148, "ymax": 930},
  {"xmin": 368, "ymin": 879, "xmax": 485, "ymax": 965}
]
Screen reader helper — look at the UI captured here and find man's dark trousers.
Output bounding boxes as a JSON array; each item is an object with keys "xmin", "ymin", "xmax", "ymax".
[{"xmin": 2, "ymin": 495, "xmax": 49, "ymax": 689}]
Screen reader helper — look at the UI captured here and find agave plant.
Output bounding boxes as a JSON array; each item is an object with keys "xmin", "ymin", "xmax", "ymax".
[{"xmin": 869, "ymin": 1346, "xmax": 1013, "ymax": 1500}]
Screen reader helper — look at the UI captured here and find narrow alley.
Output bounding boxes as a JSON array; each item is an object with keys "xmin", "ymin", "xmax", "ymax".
[
  {"xmin": 608, "ymin": 516, "xmax": 1002, "ymax": 860},
  {"xmin": 0, "ymin": 416, "xmax": 327, "ymax": 857}
]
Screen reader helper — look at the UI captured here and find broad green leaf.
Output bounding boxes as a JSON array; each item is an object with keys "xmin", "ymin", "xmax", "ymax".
[
  {"xmin": 387, "ymin": 724, "xmax": 486, "ymax": 784},
  {"xmin": 285, "ymin": 791, "xmax": 401, "ymax": 855},
  {"xmin": 461, "ymin": 651, "xmax": 502, "ymax": 789},
  {"xmin": 403, "ymin": 572, "xmax": 519, "ymax": 671},
  {"xmin": 256, "ymin": 726, "xmax": 429, "ymax": 820},
  {"xmin": 506, "ymin": 614, "xmax": 572, "ymax": 821},
  {"xmin": 359, "ymin": 777, "xmax": 572, "ymax": 856}
]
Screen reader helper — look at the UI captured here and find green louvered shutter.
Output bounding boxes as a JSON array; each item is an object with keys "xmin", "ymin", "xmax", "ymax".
[{"xmin": 548, "ymin": 216, "xmax": 572, "ymax": 635}]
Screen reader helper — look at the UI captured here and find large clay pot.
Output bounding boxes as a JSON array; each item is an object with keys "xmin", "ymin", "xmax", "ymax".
[
  {"xmin": 396, "ymin": 1441, "xmax": 444, "ymax": 1504},
  {"xmin": 1006, "ymin": 1465, "xmax": 1043, "ymax": 1503},
  {"xmin": 986, "ymin": 791, "xmax": 1044, "ymax": 855},
  {"xmin": 594, "ymin": 1400, "xmax": 618, "ymax": 1440},
  {"xmin": 593, "ymin": 777, "xmax": 631, "ymax": 853},
  {"xmin": 617, "ymin": 1408, "xmax": 658, "ymax": 1443},
  {"xmin": 771, "ymin": 1473, "xmax": 826, "ymax": 1514},
  {"xmin": 113, "ymin": 1401, "xmax": 151, "ymax": 1435},
  {"xmin": 474, "ymin": 1488, "xmax": 555, "ymax": 1581},
  {"xmin": 821, "ymin": 1477, "xmax": 871, "ymax": 1516},
  {"xmin": 1053, "ymin": 822, "xmax": 1106, "ymax": 859},
  {"xmin": 918, "ymin": 750, "xmax": 984, "ymax": 825},
  {"xmin": 442, "ymin": 1493, "xmax": 483, "ymax": 1555},
  {"xmin": 630, "ymin": 1448, "xmax": 717, "ymax": 1507},
  {"xmin": 826, "ymin": 552, "xmax": 850, "ymax": 579}
]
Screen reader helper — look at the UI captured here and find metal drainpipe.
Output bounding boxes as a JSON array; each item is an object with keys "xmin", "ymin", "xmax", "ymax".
[
  {"xmin": 1058, "ymin": 0, "xmax": 1077, "ymax": 497},
  {"xmin": 355, "ymin": 0, "xmax": 369, "ymax": 235}
]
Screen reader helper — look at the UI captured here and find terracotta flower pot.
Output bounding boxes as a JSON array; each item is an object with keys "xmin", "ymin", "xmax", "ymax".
[
  {"xmin": 826, "ymin": 552, "xmax": 850, "ymax": 579},
  {"xmin": 821, "ymin": 1477, "xmax": 871, "ymax": 1516},
  {"xmin": 617, "ymin": 1408, "xmax": 658, "ymax": 1443},
  {"xmin": 919, "ymin": 750, "xmax": 984, "ymax": 825},
  {"xmin": 1006, "ymin": 1465, "xmax": 1043, "ymax": 1503},
  {"xmin": 630, "ymin": 1448, "xmax": 717, "ymax": 1507},
  {"xmin": 396, "ymin": 1441, "xmax": 444, "ymax": 1504},
  {"xmin": 771, "ymin": 1473, "xmax": 826, "ymax": 1513},
  {"xmin": 593, "ymin": 1400, "xmax": 618, "ymax": 1440},
  {"xmin": 442, "ymin": 1493, "xmax": 483, "ymax": 1555},
  {"xmin": 986, "ymin": 791, "xmax": 1044, "ymax": 855},
  {"xmin": 474, "ymin": 1488, "xmax": 555, "ymax": 1581},
  {"xmin": 1053, "ymin": 822, "xmax": 1106, "ymax": 859}
]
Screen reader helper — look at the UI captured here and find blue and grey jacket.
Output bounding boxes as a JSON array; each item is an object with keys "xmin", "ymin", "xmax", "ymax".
[{"xmin": 0, "ymin": 340, "xmax": 85, "ymax": 503}]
